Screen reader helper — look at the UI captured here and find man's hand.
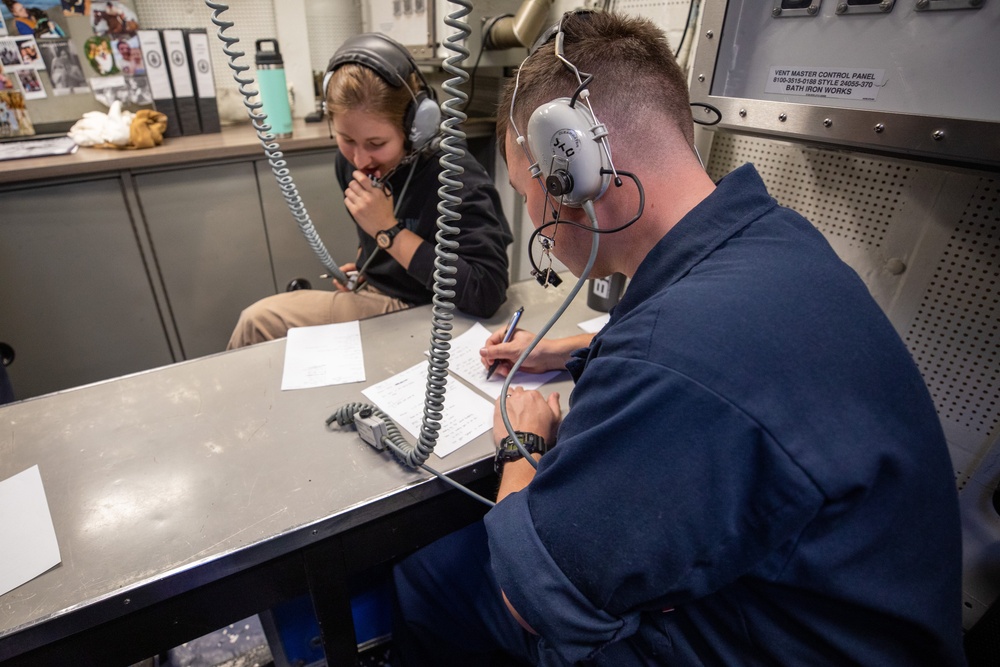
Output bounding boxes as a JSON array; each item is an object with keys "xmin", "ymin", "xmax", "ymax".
[
  {"xmin": 494, "ymin": 387, "xmax": 561, "ymax": 501},
  {"xmin": 493, "ymin": 385, "xmax": 561, "ymax": 446},
  {"xmin": 480, "ymin": 330, "xmax": 594, "ymax": 378}
]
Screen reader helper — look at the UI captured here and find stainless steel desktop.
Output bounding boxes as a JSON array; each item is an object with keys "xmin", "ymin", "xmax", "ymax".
[{"xmin": 0, "ymin": 279, "xmax": 602, "ymax": 666}]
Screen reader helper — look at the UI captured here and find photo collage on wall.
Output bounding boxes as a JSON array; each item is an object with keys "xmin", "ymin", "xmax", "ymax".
[
  {"xmin": 0, "ymin": 87, "xmax": 34, "ymax": 138},
  {"xmin": 0, "ymin": 0, "xmax": 152, "ymax": 137}
]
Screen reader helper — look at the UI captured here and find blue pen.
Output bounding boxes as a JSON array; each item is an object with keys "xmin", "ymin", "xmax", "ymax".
[{"xmin": 486, "ymin": 307, "xmax": 524, "ymax": 380}]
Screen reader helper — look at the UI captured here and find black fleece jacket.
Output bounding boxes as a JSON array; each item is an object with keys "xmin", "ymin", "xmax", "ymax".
[{"xmin": 335, "ymin": 141, "xmax": 513, "ymax": 318}]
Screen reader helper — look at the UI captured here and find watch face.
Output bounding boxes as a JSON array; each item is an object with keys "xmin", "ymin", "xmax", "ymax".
[
  {"xmin": 500, "ymin": 440, "xmax": 522, "ymax": 456},
  {"xmin": 376, "ymin": 224, "xmax": 400, "ymax": 249},
  {"xmin": 495, "ymin": 433, "xmax": 545, "ymax": 475}
]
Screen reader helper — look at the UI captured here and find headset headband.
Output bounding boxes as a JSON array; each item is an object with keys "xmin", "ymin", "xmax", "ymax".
[
  {"xmin": 324, "ymin": 33, "xmax": 434, "ymax": 98},
  {"xmin": 323, "ymin": 33, "xmax": 441, "ymax": 152},
  {"xmin": 529, "ymin": 9, "xmax": 599, "ymax": 55}
]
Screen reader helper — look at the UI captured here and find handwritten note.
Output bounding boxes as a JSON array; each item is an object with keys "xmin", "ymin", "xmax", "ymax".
[
  {"xmin": 446, "ymin": 323, "xmax": 561, "ymax": 400},
  {"xmin": 281, "ymin": 321, "xmax": 366, "ymax": 390},
  {"xmin": 362, "ymin": 361, "xmax": 493, "ymax": 457}
]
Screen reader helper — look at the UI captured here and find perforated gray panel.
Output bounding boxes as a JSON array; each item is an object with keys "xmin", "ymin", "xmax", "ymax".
[
  {"xmin": 707, "ymin": 133, "xmax": 909, "ymax": 250},
  {"xmin": 706, "ymin": 130, "xmax": 1000, "ymax": 628},
  {"xmin": 134, "ymin": 1, "xmax": 277, "ymax": 96},
  {"xmin": 705, "ymin": 131, "xmax": 999, "ymax": 469},
  {"xmin": 592, "ymin": 0, "xmax": 698, "ymax": 64},
  {"xmin": 305, "ymin": 0, "xmax": 363, "ymax": 75},
  {"xmin": 905, "ymin": 178, "xmax": 999, "ymax": 439}
]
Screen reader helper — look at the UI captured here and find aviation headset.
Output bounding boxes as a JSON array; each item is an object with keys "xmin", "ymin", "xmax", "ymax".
[
  {"xmin": 323, "ymin": 33, "xmax": 441, "ymax": 152},
  {"xmin": 511, "ymin": 10, "xmax": 619, "ymax": 208}
]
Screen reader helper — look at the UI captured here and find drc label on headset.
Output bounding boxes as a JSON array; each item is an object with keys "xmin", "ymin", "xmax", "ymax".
[
  {"xmin": 551, "ymin": 129, "xmax": 581, "ymax": 158},
  {"xmin": 764, "ymin": 66, "xmax": 886, "ymax": 101}
]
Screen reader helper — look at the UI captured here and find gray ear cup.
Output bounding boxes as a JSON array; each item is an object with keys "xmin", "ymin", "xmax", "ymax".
[
  {"xmin": 324, "ymin": 33, "xmax": 440, "ymax": 151},
  {"xmin": 526, "ymin": 98, "xmax": 611, "ymax": 207},
  {"xmin": 408, "ymin": 94, "xmax": 442, "ymax": 150}
]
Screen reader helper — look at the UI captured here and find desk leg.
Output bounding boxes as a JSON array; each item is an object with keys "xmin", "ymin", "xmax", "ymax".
[{"xmin": 303, "ymin": 538, "xmax": 359, "ymax": 667}]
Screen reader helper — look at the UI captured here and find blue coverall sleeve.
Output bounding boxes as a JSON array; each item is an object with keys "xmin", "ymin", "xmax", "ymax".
[
  {"xmin": 484, "ymin": 493, "xmax": 641, "ymax": 665},
  {"xmin": 484, "ymin": 354, "xmax": 822, "ymax": 663}
]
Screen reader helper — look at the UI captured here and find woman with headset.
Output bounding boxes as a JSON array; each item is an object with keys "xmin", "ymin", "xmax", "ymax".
[{"xmin": 228, "ymin": 33, "xmax": 513, "ymax": 348}]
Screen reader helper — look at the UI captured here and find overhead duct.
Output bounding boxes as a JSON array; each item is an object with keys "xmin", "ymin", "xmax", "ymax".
[{"xmin": 483, "ymin": 0, "xmax": 554, "ymax": 50}]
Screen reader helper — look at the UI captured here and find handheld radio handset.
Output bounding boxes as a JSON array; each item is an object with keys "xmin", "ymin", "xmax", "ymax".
[{"xmin": 320, "ymin": 175, "xmax": 385, "ymax": 289}]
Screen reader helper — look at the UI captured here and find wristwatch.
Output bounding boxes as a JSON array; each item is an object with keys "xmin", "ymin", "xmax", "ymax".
[
  {"xmin": 494, "ymin": 432, "xmax": 548, "ymax": 475},
  {"xmin": 375, "ymin": 222, "xmax": 404, "ymax": 249}
]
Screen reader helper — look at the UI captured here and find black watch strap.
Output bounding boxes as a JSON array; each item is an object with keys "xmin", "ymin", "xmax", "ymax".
[
  {"xmin": 494, "ymin": 432, "xmax": 547, "ymax": 475},
  {"xmin": 375, "ymin": 222, "xmax": 404, "ymax": 249}
]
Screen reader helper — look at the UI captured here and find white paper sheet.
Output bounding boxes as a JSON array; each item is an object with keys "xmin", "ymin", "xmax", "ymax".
[
  {"xmin": 447, "ymin": 323, "xmax": 561, "ymax": 400},
  {"xmin": 362, "ymin": 361, "xmax": 493, "ymax": 457},
  {"xmin": 578, "ymin": 313, "xmax": 610, "ymax": 333},
  {"xmin": 0, "ymin": 465, "xmax": 61, "ymax": 597},
  {"xmin": 281, "ymin": 320, "xmax": 366, "ymax": 390}
]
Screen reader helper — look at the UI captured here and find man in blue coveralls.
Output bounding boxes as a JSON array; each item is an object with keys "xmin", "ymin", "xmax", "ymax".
[{"xmin": 392, "ymin": 10, "xmax": 966, "ymax": 667}]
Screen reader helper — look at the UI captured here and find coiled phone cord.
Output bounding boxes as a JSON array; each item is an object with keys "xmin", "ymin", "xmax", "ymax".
[
  {"xmin": 328, "ymin": 0, "xmax": 492, "ymax": 505},
  {"xmin": 206, "ymin": 0, "xmax": 492, "ymax": 506},
  {"xmin": 326, "ymin": 402, "xmax": 494, "ymax": 507},
  {"xmin": 407, "ymin": 0, "xmax": 472, "ymax": 469},
  {"xmin": 204, "ymin": 1, "xmax": 349, "ymax": 286}
]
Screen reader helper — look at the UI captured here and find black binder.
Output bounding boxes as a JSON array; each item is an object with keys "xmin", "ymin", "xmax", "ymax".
[
  {"xmin": 184, "ymin": 29, "xmax": 221, "ymax": 134},
  {"xmin": 137, "ymin": 29, "xmax": 181, "ymax": 138},
  {"xmin": 161, "ymin": 28, "xmax": 201, "ymax": 135}
]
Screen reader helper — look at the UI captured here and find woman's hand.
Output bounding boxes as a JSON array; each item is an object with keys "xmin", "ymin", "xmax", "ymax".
[
  {"xmin": 331, "ymin": 262, "xmax": 361, "ymax": 292},
  {"xmin": 344, "ymin": 169, "xmax": 395, "ymax": 238}
]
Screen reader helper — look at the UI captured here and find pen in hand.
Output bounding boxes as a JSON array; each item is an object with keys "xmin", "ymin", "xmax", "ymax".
[{"xmin": 486, "ymin": 306, "xmax": 524, "ymax": 380}]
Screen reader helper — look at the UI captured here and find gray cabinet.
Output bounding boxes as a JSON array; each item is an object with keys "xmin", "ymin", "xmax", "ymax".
[
  {"xmin": 0, "ymin": 147, "xmax": 350, "ymax": 401},
  {"xmin": 0, "ymin": 177, "xmax": 174, "ymax": 400},
  {"xmin": 256, "ymin": 150, "xmax": 357, "ymax": 292},
  {"xmin": 134, "ymin": 161, "xmax": 277, "ymax": 359}
]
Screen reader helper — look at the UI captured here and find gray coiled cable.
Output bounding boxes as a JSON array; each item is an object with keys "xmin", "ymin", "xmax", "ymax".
[
  {"xmin": 408, "ymin": 0, "xmax": 472, "ymax": 468},
  {"xmin": 204, "ymin": 1, "xmax": 349, "ymax": 286},
  {"xmin": 329, "ymin": 1, "xmax": 494, "ymax": 506},
  {"xmin": 327, "ymin": 402, "xmax": 493, "ymax": 507},
  {"xmin": 329, "ymin": 3, "xmax": 472, "ymax": 470},
  {"xmin": 205, "ymin": 0, "xmax": 492, "ymax": 506}
]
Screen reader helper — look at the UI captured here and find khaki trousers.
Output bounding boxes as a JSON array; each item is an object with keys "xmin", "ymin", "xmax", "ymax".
[{"xmin": 227, "ymin": 286, "xmax": 409, "ymax": 349}]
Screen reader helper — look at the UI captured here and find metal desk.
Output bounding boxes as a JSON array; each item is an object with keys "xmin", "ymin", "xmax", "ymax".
[{"xmin": 0, "ymin": 279, "xmax": 601, "ymax": 666}]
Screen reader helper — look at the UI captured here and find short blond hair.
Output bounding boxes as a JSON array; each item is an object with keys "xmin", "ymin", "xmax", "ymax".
[
  {"xmin": 498, "ymin": 11, "xmax": 694, "ymax": 161},
  {"xmin": 325, "ymin": 63, "xmax": 421, "ymax": 131}
]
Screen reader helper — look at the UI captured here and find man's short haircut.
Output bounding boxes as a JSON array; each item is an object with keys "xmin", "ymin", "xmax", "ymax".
[{"xmin": 497, "ymin": 10, "xmax": 694, "ymax": 161}]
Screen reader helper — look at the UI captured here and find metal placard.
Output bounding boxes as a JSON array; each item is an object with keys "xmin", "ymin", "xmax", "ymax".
[{"xmin": 689, "ymin": 0, "xmax": 1000, "ymax": 166}]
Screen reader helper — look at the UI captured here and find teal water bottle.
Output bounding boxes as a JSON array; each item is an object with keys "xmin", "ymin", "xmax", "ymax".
[{"xmin": 255, "ymin": 39, "xmax": 293, "ymax": 138}]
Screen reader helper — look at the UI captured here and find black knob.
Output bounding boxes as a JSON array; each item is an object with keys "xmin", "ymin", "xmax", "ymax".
[
  {"xmin": 286, "ymin": 278, "xmax": 312, "ymax": 291},
  {"xmin": 0, "ymin": 342, "xmax": 13, "ymax": 367},
  {"xmin": 545, "ymin": 170, "xmax": 573, "ymax": 197}
]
